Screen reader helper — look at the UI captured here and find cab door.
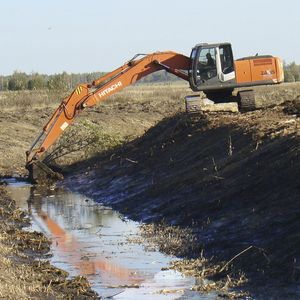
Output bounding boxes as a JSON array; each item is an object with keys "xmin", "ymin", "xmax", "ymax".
[
  {"xmin": 189, "ymin": 45, "xmax": 219, "ymax": 91},
  {"xmin": 218, "ymin": 44, "xmax": 236, "ymax": 83}
]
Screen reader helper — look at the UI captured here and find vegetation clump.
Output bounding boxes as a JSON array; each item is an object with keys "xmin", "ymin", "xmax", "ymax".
[{"xmin": 45, "ymin": 119, "xmax": 125, "ymax": 165}]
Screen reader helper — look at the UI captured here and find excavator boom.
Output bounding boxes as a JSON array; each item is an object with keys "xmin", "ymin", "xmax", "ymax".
[
  {"xmin": 26, "ymin": 42, "xmax": 284, "ymax": 183},
  {"xmin": 26, "ymin": 52, "xmax": 190, "ymax": 183}
]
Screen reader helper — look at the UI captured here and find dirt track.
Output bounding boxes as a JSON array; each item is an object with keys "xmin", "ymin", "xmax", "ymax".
[{"xmin": 0, "ymin": 83, "xmax": 300, "ymax": 299}]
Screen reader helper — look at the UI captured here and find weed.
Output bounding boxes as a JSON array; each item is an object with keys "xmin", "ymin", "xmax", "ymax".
[{"xmin": 45, "ymin": 119, "xmax": 125, "ymax": 164}]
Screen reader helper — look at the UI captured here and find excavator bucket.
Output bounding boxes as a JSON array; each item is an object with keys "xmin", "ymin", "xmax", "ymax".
[{"xmin": 27, "ymin": 160, "xmax": 63, "ymax": 184}]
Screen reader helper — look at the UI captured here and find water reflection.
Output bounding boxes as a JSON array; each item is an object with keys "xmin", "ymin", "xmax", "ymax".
[{"xmin": 6, "ymin": 181, "xmax": 206, "ymax": 299}]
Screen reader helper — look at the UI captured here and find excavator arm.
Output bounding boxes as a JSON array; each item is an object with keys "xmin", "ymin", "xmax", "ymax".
[{"xmin": 26, "ymin": 51, "xmax": 190, "ymax": 182}]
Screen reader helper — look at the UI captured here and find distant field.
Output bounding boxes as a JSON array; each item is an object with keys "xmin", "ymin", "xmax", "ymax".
[
  {"xmin": 0, "ymin": 90, "xmax": 63, "ymax": 109},
  {"xmin": 242, "ymin": 81, "xmax": 300, "ymax": 107},
  {"xmin": 0, "ymin": 82, "xmax": 188, "ymax": 110},
  {"xmin": 0, "ymin": 81, "xmax": 299, "ymax": 111}
]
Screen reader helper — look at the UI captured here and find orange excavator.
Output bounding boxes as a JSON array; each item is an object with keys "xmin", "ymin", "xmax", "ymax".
[{"xmin": 26, "ymin": 42, "xmax": 284, "ymax": 183}]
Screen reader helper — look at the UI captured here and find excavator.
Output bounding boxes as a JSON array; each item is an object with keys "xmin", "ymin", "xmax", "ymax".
[{"xmin": 26, "ymin": 42, "xmax": 284, "ymax": 183}]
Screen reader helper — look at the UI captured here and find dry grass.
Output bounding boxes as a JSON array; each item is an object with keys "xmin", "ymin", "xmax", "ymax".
[
  {"xmin": 110, "ymin": 83, "xmax": 190, "ymax": 103},
  {"xmin": 1, "ymin": 81, "xmax": 299, "ymax": 111},
  {"xmin": 128, "ymin": 222, "xmax": 200, "ymax": 257},
  {"xmin": 129, "ymin": 223, "xmax": 251, "ymax": 299},
  {"xmin": 0, "ymin": 187, "xmax": 98, "ymax": 299},
  {"xmin": 0, "ymin": 83, "xmax": 190, "ymax": 111},
  {"xmin": 168, "ymin": 258, "xmax": 248, "ymax": 298},
  {"xmin": 0, "ymin": 90, "xmax": 65, "ymax": 110},
  {"xmin": 0, "ymin": 243, "xmax": 52, "ymax": 299},
  {"xmin": 237, "ymin": 82, "xmax": 300, "ymax": 108},
  {"xmin": 0, "ymin": 228, "xmax": 57, "ymax": 300},
  {"xmin": 128, "ymin": 222, "xmax": 249, "ymax": 298},
  {"xmin": 46, "ymin": 119, "xmax": 126, "ymax": 165},
  {"xmin": 91, "ymin": 83, "xmax": 190, "ymax": 117}
]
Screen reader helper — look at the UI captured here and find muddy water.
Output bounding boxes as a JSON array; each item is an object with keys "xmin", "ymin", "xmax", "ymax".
[{"xmin": 6, "ymin": 179, "xmax": 213, "ymax": 300}]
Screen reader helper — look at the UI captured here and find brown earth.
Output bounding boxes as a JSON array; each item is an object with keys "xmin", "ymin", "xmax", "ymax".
[
  {"xmin": 0, "ymin": 84, "xmax": 190, "ymax": 176},
  {"xmin": 0, "ymin": 82, "xmax": 300, "ymax": 299},
  {"xmin": 0, "ymin": 82, "xmax": 298, "ymax": 175}
]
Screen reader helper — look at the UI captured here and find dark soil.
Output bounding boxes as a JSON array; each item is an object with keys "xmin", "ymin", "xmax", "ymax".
[{"xmin": 65, "ymin": 101, "xmax": 300, "ymax": 299}]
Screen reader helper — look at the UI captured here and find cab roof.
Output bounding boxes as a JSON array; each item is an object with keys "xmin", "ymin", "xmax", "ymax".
[{"xmin": 193, "ymin": 42, "xmax": 231, "ymax": 49}]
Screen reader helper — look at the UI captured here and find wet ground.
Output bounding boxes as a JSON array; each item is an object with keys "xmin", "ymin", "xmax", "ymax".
[
  {"xmin": 6, "ymin": 178, "xmax": 215, "ymax": 299},
  {"xmin": 64, "ymin": 105, "xmax": 300, "ymax": 299}
]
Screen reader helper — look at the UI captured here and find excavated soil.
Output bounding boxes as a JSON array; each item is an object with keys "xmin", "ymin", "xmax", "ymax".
[
  {"xmin": 65, "ymin": 97, "xmax": 300, "ymax": 298},
  {"xmin": 0, "ymin": 83, "xmax": 300, "ymax": 299}
]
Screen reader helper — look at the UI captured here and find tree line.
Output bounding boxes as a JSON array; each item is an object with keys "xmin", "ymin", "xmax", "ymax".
[
  {"xmin": 0, "ymin": 71, "xmax": 105, "ymax": 91},
  {"xmin": 284, "ymin": 61, "xmax": 300, "ymax": 82},
  {"xmin": 0, "ymin": 62, "xmax": 299, "ymax": 91},
  {"xmin": 0, "ymin": 70, "xmax": 184, "ymax": 92}
]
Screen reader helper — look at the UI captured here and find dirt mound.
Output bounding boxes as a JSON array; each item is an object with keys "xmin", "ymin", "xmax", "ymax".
[{"xmin": 66, "ymin": 104, "xmax": 300, "ymax": 298}]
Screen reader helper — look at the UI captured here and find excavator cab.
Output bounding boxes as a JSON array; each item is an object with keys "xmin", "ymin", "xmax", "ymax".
[{"xmin": 189, "ymin": 42, "xmax": 236, "ymax": 93}]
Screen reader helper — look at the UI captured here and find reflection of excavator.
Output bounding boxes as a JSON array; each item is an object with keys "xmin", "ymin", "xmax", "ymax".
[
  {"xmin": 26, "ymin": 42, "xmax": 284, "ymax": 183},
  {"xmin": 27, "ymin": 192, "xmax": 144, "ymax": 285}
]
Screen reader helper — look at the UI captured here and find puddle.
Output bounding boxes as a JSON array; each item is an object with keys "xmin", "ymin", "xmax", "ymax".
[{"xmin": 6, "ymin": 179, "xmax": 215, "ymax": 299}]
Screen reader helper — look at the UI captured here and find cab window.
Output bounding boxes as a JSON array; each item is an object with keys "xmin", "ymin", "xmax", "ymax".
[
  {"xmin": 198, "ymin": 48, "xmax": 216, "ymax": 69},
  {"xmin": 196, "ymin": 47, "xmax": 217, "ymax": 81},
  {"xmin": 220, "ymin": 45, "xmax": 234, "ymax": 74}
]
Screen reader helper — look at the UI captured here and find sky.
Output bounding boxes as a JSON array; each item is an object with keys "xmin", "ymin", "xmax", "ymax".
[{"xmin": 0, "ymin": 0, "xmax": 299, "ymax": 75}]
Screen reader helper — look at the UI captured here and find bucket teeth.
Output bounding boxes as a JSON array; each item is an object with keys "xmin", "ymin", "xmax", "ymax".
[{"xmin": 27, "ymin": 161, "xmax": 63, "ymax": 184}]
